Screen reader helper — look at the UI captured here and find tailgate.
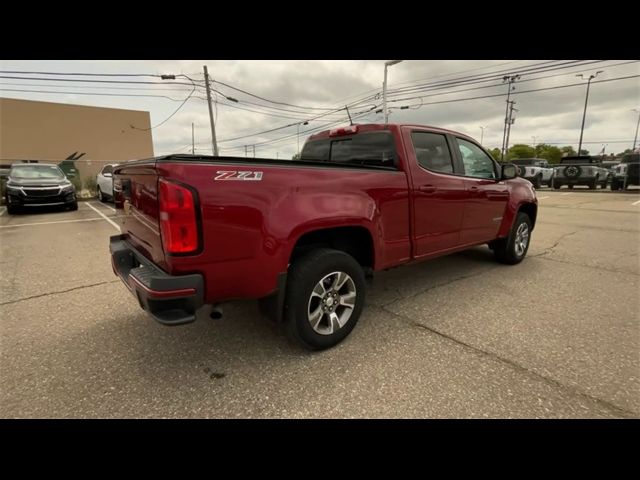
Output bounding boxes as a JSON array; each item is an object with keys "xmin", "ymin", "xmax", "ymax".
[{"xmin": 113, "ymin": 160, "xmax": 166, "ymax": 269}]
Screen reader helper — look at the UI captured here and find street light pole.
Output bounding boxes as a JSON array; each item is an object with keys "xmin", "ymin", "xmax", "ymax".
[
  {"xmin": 297, "ymin": 121, "xmax": 309, "ymax": 156},
  {"xmin": 383, "ymin": 60, "xmax": 403, "ymax": 124},
  {"xmin": 632, "ymin": 109, "xmax": 640, "ymax": 151},
  {"xmin": 576, "ymin": 71, "xmax": 603, "ymax": 157},
  {"xmin": 479, "ymin": 126, "xmax": 486, "ymax": 145}
]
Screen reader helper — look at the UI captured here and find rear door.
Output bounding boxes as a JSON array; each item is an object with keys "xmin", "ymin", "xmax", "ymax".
[
  {"xmin": 452, "ymin": 137, "xmax": 509, "ymax": 245},
  {"xmin": 402, "ymin": 127, "xmax": 467, "ymax": 256}
]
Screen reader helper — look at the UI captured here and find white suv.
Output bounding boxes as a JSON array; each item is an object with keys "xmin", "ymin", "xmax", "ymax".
[{"xmin": 96, "ymin": 164, "xmax": 117, "ymax": 202}]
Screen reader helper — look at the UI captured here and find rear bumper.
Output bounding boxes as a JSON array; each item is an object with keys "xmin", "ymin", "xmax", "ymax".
[{"xmin": 109, "ymin": 234, "xmax": 204, "ymax": 325}]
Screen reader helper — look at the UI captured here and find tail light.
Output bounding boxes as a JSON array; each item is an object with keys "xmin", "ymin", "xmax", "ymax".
[{"xmin": 158, "ymin": 178, "xmax": 200, "ymax": 254}]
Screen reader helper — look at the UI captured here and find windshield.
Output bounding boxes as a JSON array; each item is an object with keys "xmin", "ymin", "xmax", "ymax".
[{"xmin": 10, "ymin": 165, "xmax": 65, "ymax": 179}]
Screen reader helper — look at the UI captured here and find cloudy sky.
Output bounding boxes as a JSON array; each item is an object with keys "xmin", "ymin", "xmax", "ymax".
[{"xmin": 1, "ymin": 60, "xmax": 639, "ymax": 158}]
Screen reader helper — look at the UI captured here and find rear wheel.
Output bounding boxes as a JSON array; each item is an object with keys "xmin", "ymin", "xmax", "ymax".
[
  {"xmin": 492, "ymin": 212, "xmax": 532, "ymax": 265},
  {"xmin": 97, "ymin": 186, "xmax": 104, "ymax": 202},
  {"xmin": 589, "ymin": 177, "xmax": 597, "ymax": 190},
  {"xmin": 553, "ymin": 179, "xmax": 562, "ymax": 190},
  {"xmin": 284, "ymin": 248, "xmax": 365, "ymax": 351},
  {"xmin": 611, "ymin": 178, "xmax": 620, "ymax": 190}
]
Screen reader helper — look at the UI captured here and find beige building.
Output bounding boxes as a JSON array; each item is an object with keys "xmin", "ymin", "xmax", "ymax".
[{"xmin": 0, "ymin": 97, "xmax": 154, "ymax": 184}]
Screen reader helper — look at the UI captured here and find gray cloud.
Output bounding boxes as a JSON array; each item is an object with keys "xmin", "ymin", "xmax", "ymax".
[{"xmin": 1, "ymin": 60, "xmax": 638, "ymax": 158}]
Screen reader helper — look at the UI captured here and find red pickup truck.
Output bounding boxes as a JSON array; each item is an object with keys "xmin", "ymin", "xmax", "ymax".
[{"xmin": 110, "ymin": 123, "xmax": 537, "ymax": 350}]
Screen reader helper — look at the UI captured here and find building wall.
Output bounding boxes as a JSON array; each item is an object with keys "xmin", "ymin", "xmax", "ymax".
[{"xmin": 0, "ymin": 98, "xmax": 154, "ymax": 184}]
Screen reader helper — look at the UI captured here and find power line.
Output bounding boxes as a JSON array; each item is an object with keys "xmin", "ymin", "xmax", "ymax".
[
  {"xmin": 0, "ymin": 75, "xmax": 199, "ymax": 87},
  {"xmin": 0, "ymin": 87, "xmax": 188, "ymax": 101}
]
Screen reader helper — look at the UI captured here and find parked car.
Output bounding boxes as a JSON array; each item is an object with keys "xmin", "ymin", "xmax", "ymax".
[
  {"xmin": 96, "ymin": 164, "xmax": 117, "ymax": 202},
  {"xmin": 510, "ymin": 158, "xmax": 554, "ymax": 188},
  {"xmin": 552, "ymin": 156, "xmax": 609, "ymax": 189},
  {"xmin": 4, "ymin": 163, "xmax": 77, "ymax": 214},
  {"xmin": 610, "ymin": 153, "xmax": 640, "ymax": 190},
  {"xmin": 109, "ymin": 123, "xmax": 538, "ymax": 350}
]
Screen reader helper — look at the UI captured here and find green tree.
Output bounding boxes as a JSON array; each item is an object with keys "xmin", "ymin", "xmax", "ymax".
[
  {"xmin": 579, "ymin": 149, "xmax": 589, "ymax": 155},
  {"xmin": 488, "ymin": 148, "xmax": 501, "ymax": 161},
  {"xmin": 291, "ymin": 153, "xmax": 301, "ymax": 160},
  {"xmin": 560, "ymin": 146, "xmax": 577, "ymax": 157},
  {"xmin": 507, "ymin": 144, "xmax": 535, "ymax": 160},
  {"xmin": 536, "ymin": 144, "xmax": 563, "ymax": 164}
]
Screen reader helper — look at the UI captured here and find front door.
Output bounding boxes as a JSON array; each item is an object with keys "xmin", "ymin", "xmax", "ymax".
[{"xmin": 453, "ymin": 137, "xmax": 509, "ymax": 245}]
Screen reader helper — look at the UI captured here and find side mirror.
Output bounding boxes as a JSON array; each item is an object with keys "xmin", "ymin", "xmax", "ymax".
[{"xmin": 501, "ymin": 163, "xmax": 517, "ymax": 180}]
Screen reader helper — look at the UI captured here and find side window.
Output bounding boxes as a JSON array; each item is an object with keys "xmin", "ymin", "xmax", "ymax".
[
  {"xmin": 102, "ymin": 165, "xmax": 113, "ymax": 175},
  {"xmin": 410, "ymin": 132, "xmax": 454, "ymax": 174},
  {"xmin": 456, "ymin": 138, "xmax": 497, "ymax": 179}
]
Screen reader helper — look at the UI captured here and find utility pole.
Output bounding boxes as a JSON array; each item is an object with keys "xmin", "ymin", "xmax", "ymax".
[
  {"xmin": 252, "ymin": 145, "xmax": 256, "ymax": 158},
  {"xmin": 504, "ymin": 101, "xmax": 517, "ymax": 160},
  {"xmin": 203, "ymin": 65, "xmax": 219, "ymax": 156},
  {"xmin": 383, "ymin": 60, "xmax": 403, "ymax": 124},
  {"xmin": 479, "ymin": 126, "xmax": 486, "ymax": 145},
  {"xmin": 632, "ymin": 109, "xmax": 640, "ymax": 151},
  {"xmin": 500, "ymin": 75, "xmax": 520, "ymax": 161},
  {"xmin": 244, "ymin": 145, "xmax": 248, "ymax": 157},
  {"xmin": 297, "ymin": 121, "xmax": 309, "ymax": 156},
  {"xmin": 191, "ymin": 122, "xmax": 195, "ymax": 154},
  {"xmin": 576, "ymin": 71, "xmax": 603, "ymax": 157}
]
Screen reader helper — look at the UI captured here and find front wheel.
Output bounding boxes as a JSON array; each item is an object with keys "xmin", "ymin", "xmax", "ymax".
[
  {"xmin": 532, "ymin": 175, "xmax": 542, "ymax": 189},
  {"xmin": 492, "ymin": 212, "xmax": 532, "ymax": 265},
  {"xmin": 6, "ymin": 204, "xmax": 18, "ymax": 215},
  {"xmin": 68, "ymin": 201, "xmax": 78, "ymax": 211},
  {"xmin": 284, "ymin": 248, "xmax": 366, "ymax": 351},
  {"xmin": 97, "ymin": 186, "xmax": 104, "ymax": 202}
]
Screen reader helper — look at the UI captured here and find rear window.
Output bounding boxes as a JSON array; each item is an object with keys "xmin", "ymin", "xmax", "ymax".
[{"xmin": 300, "ymin": 131, "xmax": 397, "ymax": 168}]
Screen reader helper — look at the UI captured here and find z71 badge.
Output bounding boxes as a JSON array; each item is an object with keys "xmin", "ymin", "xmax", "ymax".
[{"xmin": 214, "ymin": 171, "xmax": 263, "ymax": 181}]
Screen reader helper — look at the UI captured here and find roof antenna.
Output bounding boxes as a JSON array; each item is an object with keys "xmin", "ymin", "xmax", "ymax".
[{"xmin": 345, "ymin": 105, "xmax": 353, "ymax": 126}]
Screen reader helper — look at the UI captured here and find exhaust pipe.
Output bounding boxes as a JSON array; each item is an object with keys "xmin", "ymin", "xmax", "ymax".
[{"xmin": 210, "ymin": 305, "xmax": 223, "ymax": 320}]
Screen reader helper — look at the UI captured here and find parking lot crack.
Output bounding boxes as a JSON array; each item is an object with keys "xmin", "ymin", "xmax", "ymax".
[
  {"xmin": 0, "ymin": 280, "xmax": 121, "ymax": 306},
  {"xmin": 377, "ymin": 305, "xmax": 638, "ymax": 418},
  {"xmin": 530, "ymin": 230, "xmax": 581, "ymax": 258}
]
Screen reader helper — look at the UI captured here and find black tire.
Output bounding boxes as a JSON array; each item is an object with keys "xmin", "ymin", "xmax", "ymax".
[
  {"xmin": 532, "ymin": 175, "xmax": 542, "ymax": 189},
  {"xmin": 284, "ymin": 248, "xmax": 366, "ymax": 351},
  {"xmin": 97, "ymin": 186, "xmax": 104, "ymax": 202},
  {"xmin": 588, "ymin": 177, "xmax": 597, "ymax": 190},
  {"xmin": 553, "ymin": 179, "xmax": 562, "ymax": 190},
  {"xmin": 610, "ymin": 178, "xmax": 620, "ymax": 191},
  {"xmin": 69, "ymin": 201, "xmax": 78, "ymax": 211},
  {"xmin": 492, "ymin": 212, "xmax": 532, "ymax": 265},
  {"xmin": 568, "ymin": 184, "xmax": 574, "ymax": 189},
  {"xmin": 6, "ymin": 204, "xmax": 18, "ymax": 215}
]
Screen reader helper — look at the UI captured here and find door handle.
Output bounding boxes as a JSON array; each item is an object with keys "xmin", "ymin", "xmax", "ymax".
[{"xmin": 418, "ymin": 185, "xmax": 437, "ymax": 193}]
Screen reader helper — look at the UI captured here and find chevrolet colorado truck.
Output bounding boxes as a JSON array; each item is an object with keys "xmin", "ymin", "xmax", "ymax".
[{"xmin": 109, "ymin": 123, "xmax": 537, "ymax": 350}]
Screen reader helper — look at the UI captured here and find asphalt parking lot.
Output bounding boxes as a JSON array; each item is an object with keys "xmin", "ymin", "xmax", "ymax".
[{"xmin": 1, "ymin": 189, "xmax": 639, "ymax": 418}]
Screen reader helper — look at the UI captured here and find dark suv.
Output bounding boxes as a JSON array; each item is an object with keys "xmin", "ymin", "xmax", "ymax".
[
  {"xmin": 4, "ymin": 163, "xmax": 78, "ymax": 214},
  {"xmin": 610, "ymin": 153, "xmax": 640, "ymax": 190}
]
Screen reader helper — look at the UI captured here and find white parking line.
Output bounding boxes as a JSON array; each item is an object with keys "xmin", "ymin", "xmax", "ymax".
[
  {"xmin": 84, "ymin": 202, "xmax": 120, "ymax": 231},
  {"xmin": 632, "ymin": 199, "xmax": 640, "ymax": 206},
  {"xmin": 560, "ymin": 192, "xmax": 573, "ymax": 196},
  {"xmin": 537, "ymin": 196, "xmax": 549, "ymax": 199},
  {"xmin": 92, "ymin": 202, "xmax": 116, "ymax": 213},
  {"xmin": 0, "ymin": 207, "xmax": 6, "ymax": 216},
  {"xmin": 0, "ymin": 218, "xmax": 105, "ymax": 229}
]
